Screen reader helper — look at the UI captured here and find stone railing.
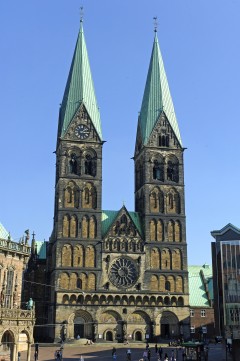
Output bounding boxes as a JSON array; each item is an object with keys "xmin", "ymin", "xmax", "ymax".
[
  {"xmin": 0, "ymin": 308, "xmax": 34, "ymax": 321},
  {"xmin": 0, "ymin": 239, "xmax": 31, "ymax": 255}
]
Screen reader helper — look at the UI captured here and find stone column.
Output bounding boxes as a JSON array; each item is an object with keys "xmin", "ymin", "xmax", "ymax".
[
  {"xmin": 26, "ymin": 342, "xmax": 31, "ymax": 361},
  {"xmin": 12, "ymin": 343, "xmax": 17, "ymax": 361}
]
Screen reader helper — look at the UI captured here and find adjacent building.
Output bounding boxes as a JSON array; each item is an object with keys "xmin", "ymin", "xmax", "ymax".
[
  {"xmin": 188, "ymin": 264, "xmax": 215, "ymax": 340},
  {"xmin": 0, "ymin": 224, "xmax": 34, "ymax": 361},
  {"xmin": 211, "ymin": 223, "xmax": 240, "ymax": 360}
]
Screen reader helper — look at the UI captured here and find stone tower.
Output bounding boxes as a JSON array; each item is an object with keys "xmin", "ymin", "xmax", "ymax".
[{"xmin": 47, "ymin": 23, "xmax": 190, "ymax": 342}]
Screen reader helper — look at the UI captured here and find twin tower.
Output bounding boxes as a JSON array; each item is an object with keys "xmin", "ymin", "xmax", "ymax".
[{"xmin": 46, "ymin": 21, "xmax": 190, "ymax": 342}]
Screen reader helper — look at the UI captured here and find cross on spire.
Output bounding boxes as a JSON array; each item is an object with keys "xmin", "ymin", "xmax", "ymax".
[
  {"xmin": 80, "ymin": 6, "xmax": 84, "ymax": 23},
  {"xmin": 153, "ymin": 16, "xmax": 158, "ymax": 33}
]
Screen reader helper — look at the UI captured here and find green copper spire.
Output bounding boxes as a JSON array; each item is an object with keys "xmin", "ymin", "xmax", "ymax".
[
  {"xmin": 59, "ymin": 21, "xmax": 102, "ymax": 140},
  {"xmin": 139, "ymin": 33, "xmax": 182, "ymax": 146}
]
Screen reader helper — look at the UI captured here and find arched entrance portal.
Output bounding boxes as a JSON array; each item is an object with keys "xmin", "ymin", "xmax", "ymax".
[
  {"xmin": 74, "ymin": 317, "xmax": 85, "ymax": 339},
  {"xmin": 160, "ymin": 311, "xmax": 179, "ymax": 339},
  {"xmin": 1, "ymin": 331, "xmax": 14, "ymax": 361},
  {"xmin": 135, "ymin": 331, "xmax": 142, "ymax": 341},
  {"xmin": 68, "ymin": 310, "xmax": 93, "ymax": 340},
  {"xmin": 106, "ymin": 330, "xmax": 113, "ymax": 341}
]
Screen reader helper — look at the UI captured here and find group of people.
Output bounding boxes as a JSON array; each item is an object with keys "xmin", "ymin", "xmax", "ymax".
[{"xmin": 111, "ymin": 345, "xmax": 178, "ymax": 361}]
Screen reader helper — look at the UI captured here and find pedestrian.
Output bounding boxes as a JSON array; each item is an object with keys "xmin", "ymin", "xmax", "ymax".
[
  {"xmin": 112, "ymin": 347, "xmax": 117, "ymax": 360},
  {"xmin": 155, "ymin": 344, "xmax": 158, "ymax": 353},
  {"xmin": 79, "ymin": 355, "xmax": 84, "ymax": 361},
  {"xmin": 158, "ymin": 346, "xmax": 163, "ymax": 359},
  {"xmin": 18, "ymin": 352, "xmax": 21, "ymax": 361},
  {"xmin": 126, "ymin": 349, "xmax": 131, "ymax": 361},
  {"xmin": 143, "ymin": 349, "xmax": 148, "ymax": 361},
  {"xmin": 34, "ymin": 351, "xmax": 38, "ymax": 361},
  {"xmin": 164, "ymin": 353, "xmax": 168, "ymax": 361},
  {"xmin": 147, "ymin": 348, "xmax": 151, "ymax": 361}
]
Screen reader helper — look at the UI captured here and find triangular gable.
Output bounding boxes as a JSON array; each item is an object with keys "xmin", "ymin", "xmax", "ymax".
[{"xmin": 102, "ymin": 207, "xmax": 143, "ymax": 239}]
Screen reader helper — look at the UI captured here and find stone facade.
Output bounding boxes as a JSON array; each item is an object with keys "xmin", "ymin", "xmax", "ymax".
[
  {"xmin": 0, "ymin": 237, "xmax": 34, "ymax": 361},
  {"xmin": 29, "ymin": 24, "xmax": 191, "ymax": 343}
]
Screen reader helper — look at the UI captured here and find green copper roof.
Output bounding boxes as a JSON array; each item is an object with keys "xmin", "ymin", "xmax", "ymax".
[
  {"xmin": 102, "ymin": 210, "xmax": 143, "ymax": 238},
  {"xmin": 35, "ymin": 241, "xmax": 47, "ymax": 259},
  {"xmin": 188, "ymin": 264, "xmax": 213, "ymax": 307},
  {"xmin": 59, "ymin": 22, "xmax": 102, "ymax": 140},
  {"xmin": 139, "ymin": 33, "xmax": 182, "ymax": 146},
  {"xmin": 0, "ymin": 222, "xmax": 9, "ymax": 240}
]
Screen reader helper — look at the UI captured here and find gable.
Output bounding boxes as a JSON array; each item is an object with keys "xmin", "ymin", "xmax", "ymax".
[{"xmin": 102, "ymin": 209, "xmax": 143, "ymax": 239}]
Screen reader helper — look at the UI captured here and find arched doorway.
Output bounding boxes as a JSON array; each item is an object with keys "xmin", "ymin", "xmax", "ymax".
[
  {"xmin": 106, "ymin": 330, "xmax": 113, "ymax": 341},
  {"xmin": 160, "ymin": 311, "xmax": 179, "ymax": 339},
  {"xmin": 135, "ymin": 331, "xmax": 142, "ymax": 341},
  {"xmin": 68, "ymin": 310, "xmax": 93, "ymax": 340},
  {"xmin": 74, "ymin": 316, "xmax": 85, "ymax": 339},
  {"xmin": 1, "ymin": 331, "xmax": 14, "ymax": 361},
  {"xmin": 99, "ymin": 310, "xmax": 121, "ymax": 342}
]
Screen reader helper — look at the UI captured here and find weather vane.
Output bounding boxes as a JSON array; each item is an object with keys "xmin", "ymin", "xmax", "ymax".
[
  {"xmin": 80, "ymin": 6, "xmax": 84, "ymax": 23},
  {"xmin": 153, "ymin": 16, "xmax": 158, "ymax": 33}
]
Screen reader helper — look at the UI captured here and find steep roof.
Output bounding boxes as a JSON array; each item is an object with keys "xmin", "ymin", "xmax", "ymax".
[
  {"xmin": 139, "ymin": 32, "xmax": 182, "ymax": 146},
  {"xmin": 188, "ymin": 264, "xmax": 213, "ymax": 307},
  {"xmin": 211, "ymin": 223, "xmax": 240, "ymax": 238},
  {"xmin": 35, "ymin": 241, "xmax": 47, "ymax": 259},
  {"xmin": 0, "ymin": 222, "xmax": 9, "ymax": 240},
  {"xmin": 58, "ymin": 21, "xmax": 102, "ymax": 140}
]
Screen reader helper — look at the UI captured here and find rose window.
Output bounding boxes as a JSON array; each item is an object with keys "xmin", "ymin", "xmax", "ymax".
[{"xmin": 109, "ymin": 258, "xmax": 138, "ymax": 288}]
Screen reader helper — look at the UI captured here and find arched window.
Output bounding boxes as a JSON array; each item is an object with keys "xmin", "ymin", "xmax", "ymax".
[
  {"xmin": 70, "ymin": 216, "xmax": 78, "ymax": 238},
  {"xmin": 73, "ymin": 245, "xmax": 84, "ymax": 267},
  {"xmin": 62, "ymin": 244, "xmax": 72, "ymax": 267},
  {"xmin": 63, "ymin": 215, "xmax": 70, "ymax": 237},
  {"xmin": 165, "ymin": 280, "xmax": 171, "ymax": 291},
  {"xmin": 167, "ymin": 158, "xmax": 179, "ymax": 183},
  {"xmin": 168, "ymin": 221, "xmax": 174, "ymax": 242},
  {"xmin": 5, "ymin": 269, "xmax": 14, "ymax": 308},
  {"xmin": 159, "ymin": 135, "xmax": 169, "ymax": 147},
  {"xmin": 157, "ymin": 220, "xmax": 164, "ymax": 241},
  {"xmin": 150, "ymin": 275, "xmax": 158, "ymax": 291},
  {"xmin": 150, "ymin": 220, "xmax": 157, "ymax": 241},
  {"xmin": 84, "ymin": 154, "xmax": 96, "ymax": 176},
  {"xmin": 153, "ymin": 160, "xmax": 164, "ymax": 181},
  {"xmin": 85, "ymin": 246, "xmax": 95, "ymax": 267},
  {"xmin": 151, "ymin": 248, "xmax": 160, "ymax": 269},
  {"xmin": 175, "ymin": 221, "xmax": 181, "ymax": 242},
  {"xmin": 69, "ymin": 153, "xmax": 78, "ymax": 174},
  {"xmin": 82, "ymin": 216, "xmax": 89, "ymax": 238}
]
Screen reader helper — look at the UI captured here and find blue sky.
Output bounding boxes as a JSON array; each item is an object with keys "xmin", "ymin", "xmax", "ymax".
[{"xmin": 0, "ymin": 1, "xmax": 240, "ymax": 266}]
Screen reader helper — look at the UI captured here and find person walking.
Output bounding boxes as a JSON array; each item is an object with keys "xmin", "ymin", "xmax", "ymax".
[
  {"xmin": 112, "ymin": 347, "xmax": 117, "ymax": 360},
  {"xmin": 143, "ymin": 349, "xmax": 148, "ymax": 361},
  {"xmin": 158, "ymin": 346, "xmax": 163, "ymax": 359},
  {"xmin": 155, "ymin": 344, "xmax": 158, "ymax": 353},
  {"xmin": 164, "ymin": 353, "xmax": 168, "ymax": 361},
  {"xmin": 147, "ymin": 348, "xmax": 151, "ymax": 361},
  {"xmin": 126, "ymin": 349, "xmax": 131, "ymax": 361}
]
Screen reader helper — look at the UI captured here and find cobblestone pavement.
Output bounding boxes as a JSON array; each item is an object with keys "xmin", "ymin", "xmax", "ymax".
[{"xmin": 20, "ymin": 342, "xmax": 232, "ymax": 361}]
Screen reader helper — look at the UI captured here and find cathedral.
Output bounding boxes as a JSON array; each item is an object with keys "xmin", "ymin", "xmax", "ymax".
[{"xmin": 27, "ymin": 19, "xmax": 190, "ymax": 343}]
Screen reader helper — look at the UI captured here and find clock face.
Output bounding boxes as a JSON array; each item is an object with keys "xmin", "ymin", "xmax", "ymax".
[
  {"xmin": 109, "ymin": 257, "xmax": 138, "ymax": 288},
  {"xmin": 74, "ymin": 124, "xmax": 90, "ymax": 140}
]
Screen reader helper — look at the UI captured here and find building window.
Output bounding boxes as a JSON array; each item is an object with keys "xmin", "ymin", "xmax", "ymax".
[
  {"xmin": 190, "ymin": 326, "xmax": 195, "ymax": 334},
  {"xmin": 5, "ymin": 269, "xmax": 14, "ymax": 308},
  {"xmin": 201, "ymin": 309, "xmax": 206, "ymax": 317},
  {"xmin": 190, "ymin": 309, "xmax": 194, "ymax": 317}
]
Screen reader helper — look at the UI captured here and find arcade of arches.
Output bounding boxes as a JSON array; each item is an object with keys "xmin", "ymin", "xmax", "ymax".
[{"xmin": 60, "ymin": 308, "xmax": 184, "ymax": 342}]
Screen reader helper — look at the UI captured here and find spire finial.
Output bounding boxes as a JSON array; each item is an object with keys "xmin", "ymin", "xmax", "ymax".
[
  {"xmin": 153, "ymin": 16, "xmax": 158, "ymax": 33},
  {"xmin": 80, "ymin": 6, "xmax": 84, "ymax": 23}
]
